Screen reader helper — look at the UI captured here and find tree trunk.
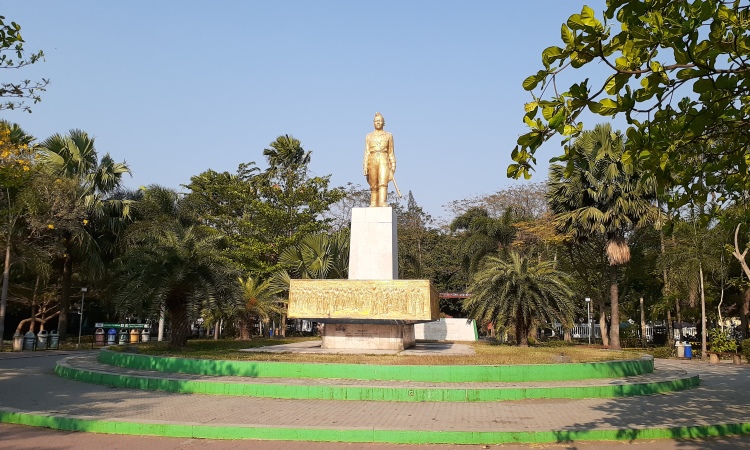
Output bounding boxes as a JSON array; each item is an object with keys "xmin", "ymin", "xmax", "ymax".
[
  {"xmin": 158, "ymin": 303, "xmax": 165, "ymax": 342},
  {"xmin": 238, "ymin": 314, "xmax": 251, "ymax": 340},
  {"xmin": 0, "ymin": 244, "xmax": 9, "ymax": 344},
  {"xmin": 598, "ymin": 298, "xmax": 609, "ymax": 347},
  {"xmin": 58, "ymin": 248, "xmax": 73, "ymax": 340},
  {"xmin": 743, "ymin": 288, "xmax": 750, "ymax": 340},
  {"xmin": 661, "ymin": 227, "xmax": 674, "ymax": 347},
  {"xmin": 675, "ymin": 298, "xmax": 683, "ymax": 341},
  {"xmin": 609, "ymin": 265, "xmax": 621, "ymax": 350},
  {"xmin": 699, "ymin": 262, "xmax": 707, "ymax": 360},
  {"xmin": 516, "ymin": 318, "xmax": 529, "ymax": 347},
  {"xmin": 640, "ymin": 297, "xmax": 646, "ymax": 348},
  {"xmin": 213, "ymin": 318, "xmax": 221, "ymax": 340},
  {"xmin": 165, "ymin": 295, "xmax": 189, "ymax": 349},
  {"xmin": 564, "ymin": 328, "xmax": 571, "ymax": 342},
  {"xmin": 667, "ymin": 309, "xmax": 674, "ymax": 347}
]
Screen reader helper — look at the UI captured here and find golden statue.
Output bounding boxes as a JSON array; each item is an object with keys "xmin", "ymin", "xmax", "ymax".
[{"xmin": 364, "ymin": 112, "xmax": 398, "ymax": 207}]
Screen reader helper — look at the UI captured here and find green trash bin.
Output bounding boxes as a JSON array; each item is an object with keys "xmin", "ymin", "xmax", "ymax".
[
  {"xmin": 118, "ymin": 329, "xmax": 128, "ymax": 344},
  {"xmin": 36, "ymin": 330, "xmax": 49, "ymax": 350},
  {"xmin": 23, "ymin": 332, "xmax": 36, "ymax": 351},
  {"xmin": 48, "ymin": 331, "xmax": 60, "ymax": 349}
]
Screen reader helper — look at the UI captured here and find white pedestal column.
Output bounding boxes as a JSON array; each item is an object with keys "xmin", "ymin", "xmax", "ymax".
[{"xmin": 348, "ymin": 207, "xmax": 398, "ymax": 280}]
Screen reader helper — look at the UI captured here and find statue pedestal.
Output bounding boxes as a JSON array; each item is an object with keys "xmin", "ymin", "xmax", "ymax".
[
  {"xmin": 348, "ymin": 207, "xmax": 398, "ymax": 280},
  {"xmin": 328, "ymin": 207, "xmax": 410, "ymax": 350},
  {"xmin": 288, "ymin": 207, "xmax": 438, "ymax": 351},
  {"xmin": 321, "ymin": 323, "xmax": 415, "ymax": 350}
]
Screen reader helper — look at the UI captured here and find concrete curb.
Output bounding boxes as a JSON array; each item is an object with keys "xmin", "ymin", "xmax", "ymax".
[
  {"xmin": 55, "ymin": 358, "xmax": 700, "ymax": 402},
  {"xmin": 1, "ymin": 410, "xmax": 748, "ymax": 444},
  {"xmin": 98, "ymin": 348, "xmax": 656, "ymax": 382}
]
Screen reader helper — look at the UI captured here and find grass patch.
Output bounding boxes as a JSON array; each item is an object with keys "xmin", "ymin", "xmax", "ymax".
[{"xmin": 120, "ymin": 338, "xmax": 637, "ymax": 365}]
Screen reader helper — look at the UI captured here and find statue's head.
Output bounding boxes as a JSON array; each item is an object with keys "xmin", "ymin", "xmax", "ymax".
[{"xmin": 373, "ymin": 112, "xmax": 385, "ymax": 129}]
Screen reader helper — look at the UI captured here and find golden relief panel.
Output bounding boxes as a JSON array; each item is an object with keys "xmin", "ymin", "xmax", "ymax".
[{"xmin": 288, "ymin": 279, "xmax": 439, "ymax": 322}]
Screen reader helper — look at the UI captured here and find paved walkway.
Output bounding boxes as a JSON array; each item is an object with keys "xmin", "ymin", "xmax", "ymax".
[{"xmin": 0, "ymin": 352, "xmax": 749, "ymax": 442}]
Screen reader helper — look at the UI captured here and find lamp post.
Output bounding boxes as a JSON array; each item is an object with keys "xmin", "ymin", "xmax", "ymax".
[
  {"xmin": 77, "ymin": 287, "xmax": 87, "ymax": 348},
  {"xmin": 585, "ymin": 297, "xmax": 592, "ymax": 345}
]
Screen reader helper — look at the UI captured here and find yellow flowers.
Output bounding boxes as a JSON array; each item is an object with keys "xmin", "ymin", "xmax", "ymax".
[
  {"xmin": 82, "ymin": 219, "xmax": 89, "ymax": 225},
  {"xmin": 47, "ymin": 224, "xmax": 55, "ymax": 230}
]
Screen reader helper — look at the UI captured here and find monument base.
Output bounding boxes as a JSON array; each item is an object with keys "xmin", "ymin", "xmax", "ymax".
[{"xmin": 321, "ymin": 323, "xmax": 415, "ymax": 350}]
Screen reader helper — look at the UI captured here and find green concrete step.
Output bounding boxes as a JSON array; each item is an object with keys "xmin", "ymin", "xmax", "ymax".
[
  {"xmin": 97, "ymin": 348, "xmax": 656, "ymax": 382},
  {"xmin": 56, "ymin": 355, "xmax": 699, "ymax": 402}
]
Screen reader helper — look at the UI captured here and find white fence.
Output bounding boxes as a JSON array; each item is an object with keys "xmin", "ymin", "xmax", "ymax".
[{"xmin": 545, "ymin": 323, "xmax": 697, "ymax": 342}]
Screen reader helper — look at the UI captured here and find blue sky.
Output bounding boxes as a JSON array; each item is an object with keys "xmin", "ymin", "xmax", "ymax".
[{"xmin": 3, "ymin": 1, "xmax": 614, "ymax": 221}]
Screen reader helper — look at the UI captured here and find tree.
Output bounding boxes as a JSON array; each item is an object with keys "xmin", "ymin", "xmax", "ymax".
[
  {"xmin": 113, "ymin": 186, "xmax": 240, "ymax": 349},
  {"xmin": 0, "ymin": 120, "xmax": 35, "ymax": 341},
  {"xmin": 0, "ymin": 16, "xmax": 48, "ymax": 113},
  {"xmin": 236, "ymin": 275, "xmax": 283, "ymax": 339},
  {"xmin": 186, "ymin": 137, "xmax": 343, "ymax": 278},
  {"xmin": 253, "ymin": 135, "xmax": 344, "ymax": 270},
  {"xmin": 465, "ymin": 252, "xmax": 574, "ymax": 346},
  {"xmin": 547, "ymin": 123, "xmax": 660, "ymax": 350},
  {"xmin": 510, "ymin": 1, "xmax": 750, "ymax": 211},
  {"xmin": 37, "ymin": 129, "xmax": 130, "ymax": 338},
  {"xmin": 450, "ymin": 207, "xmax": 517, "ymax": 286}
]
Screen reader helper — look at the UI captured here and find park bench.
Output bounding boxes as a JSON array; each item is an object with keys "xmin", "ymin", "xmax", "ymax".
[{"xmin": 706, "ymin": 351, "xmax": 742, "ymax": 365}]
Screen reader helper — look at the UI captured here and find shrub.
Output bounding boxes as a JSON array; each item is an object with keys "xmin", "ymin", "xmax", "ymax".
[
  {"xmin": 645, "ymin": 346, "xmax": 673, "ymax": 359},
  {"xmin": 708, "ymin": 328, "xmax": 738, "ymax": 353}
]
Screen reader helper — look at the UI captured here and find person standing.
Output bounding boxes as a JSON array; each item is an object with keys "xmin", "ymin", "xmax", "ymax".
[{"xmin": 363, "ymin": 112, "xmax": 396, "ymax": 207}]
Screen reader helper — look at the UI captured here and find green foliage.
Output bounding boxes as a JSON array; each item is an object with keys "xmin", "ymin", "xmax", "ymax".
[
  {"xmin": 708, "ymin": 328, "xmax": 738, "ymax": 353},
  {"xmin": 185, "ymin": 136, "xmax": 343, "ymax": 277},
  {"xmin": 0, "ymin": 15, "xmax": 48, "ymax": 113},
  {"xmin": 464, "ymin": 252, "xmax": 575, "ymax": 346},
  {"xmin": 741, "ymin": 340, "xmax": 750, "ymax": 360},
  {"xmin": 113, "ymin": 186, "xmax": 241, "ymax": 348},
  {"xmin": 511, "ymin": 1, "xmax": 750, "ymax": 210},
  {"xmin": 547, "ymin": 123, "xmax": 661, "ymax": 350}
]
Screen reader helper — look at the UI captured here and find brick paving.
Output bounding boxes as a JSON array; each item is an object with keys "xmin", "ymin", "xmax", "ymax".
[{"xmin": 0, "ymin": 353, "xmax": 749, "ymax": 433}]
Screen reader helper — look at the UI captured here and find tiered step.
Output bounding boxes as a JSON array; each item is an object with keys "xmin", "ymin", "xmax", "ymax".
[{"xmin": 54, "ymin": 351, "xmax": 699, "ymax": 402}]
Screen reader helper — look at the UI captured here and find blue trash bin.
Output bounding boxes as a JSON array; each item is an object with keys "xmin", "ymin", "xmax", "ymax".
[
  {"xmin": 684, "ymin": 344, "xmax": 693, "ymax": 359},
  {"xmin": 107, "ymin": 328, "xmax": 117, "ymax": 345}
]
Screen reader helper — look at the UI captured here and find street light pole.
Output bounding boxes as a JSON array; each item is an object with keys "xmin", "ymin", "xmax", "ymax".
[
  {"xmin": 585, "ymin": 297, "xmax": 592, "ymax": 345},
  {"xmin": 77, "ymin": 287, "xmax": 87, "ymax": 348}
]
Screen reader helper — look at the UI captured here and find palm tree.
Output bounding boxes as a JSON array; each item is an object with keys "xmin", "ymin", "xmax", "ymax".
[
  {"xmin": 465, "ymin": 252, "xmax": 574, "ymax": 346},
  {"xmin": 270, "ymin": 230, "xmax": 350, "ymax": 337},
  {"xmin": 114, "ymin": 186, "xmax": 240, "ymax": 349},
  {"xmin": 450, "ymin": 207, "xmax": 517, "ymax": 286},
  {"xmin": 37, "ymin": 129, "xmax": 131, "ymax": 338},
  {"xmin": 547, "ymin": 123, "xmax": 659, "ymax": 350},
  {"xmin": 237, "ymin": 275, "xmax": 284, "ymax": 339},
  {"xmin": 263, "ymin": 134, "xmax": 311, "ymax": 177}
]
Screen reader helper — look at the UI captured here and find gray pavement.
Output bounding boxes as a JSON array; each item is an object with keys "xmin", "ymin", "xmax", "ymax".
[{"xmin": 0, "ymin": 353, "xmax": 749, "ymax": 442}]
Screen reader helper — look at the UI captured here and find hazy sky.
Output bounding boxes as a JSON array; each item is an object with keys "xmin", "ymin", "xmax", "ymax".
[{"xmin": 3, "ymin": 1, "xmax": 614, "ymax": 221}]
